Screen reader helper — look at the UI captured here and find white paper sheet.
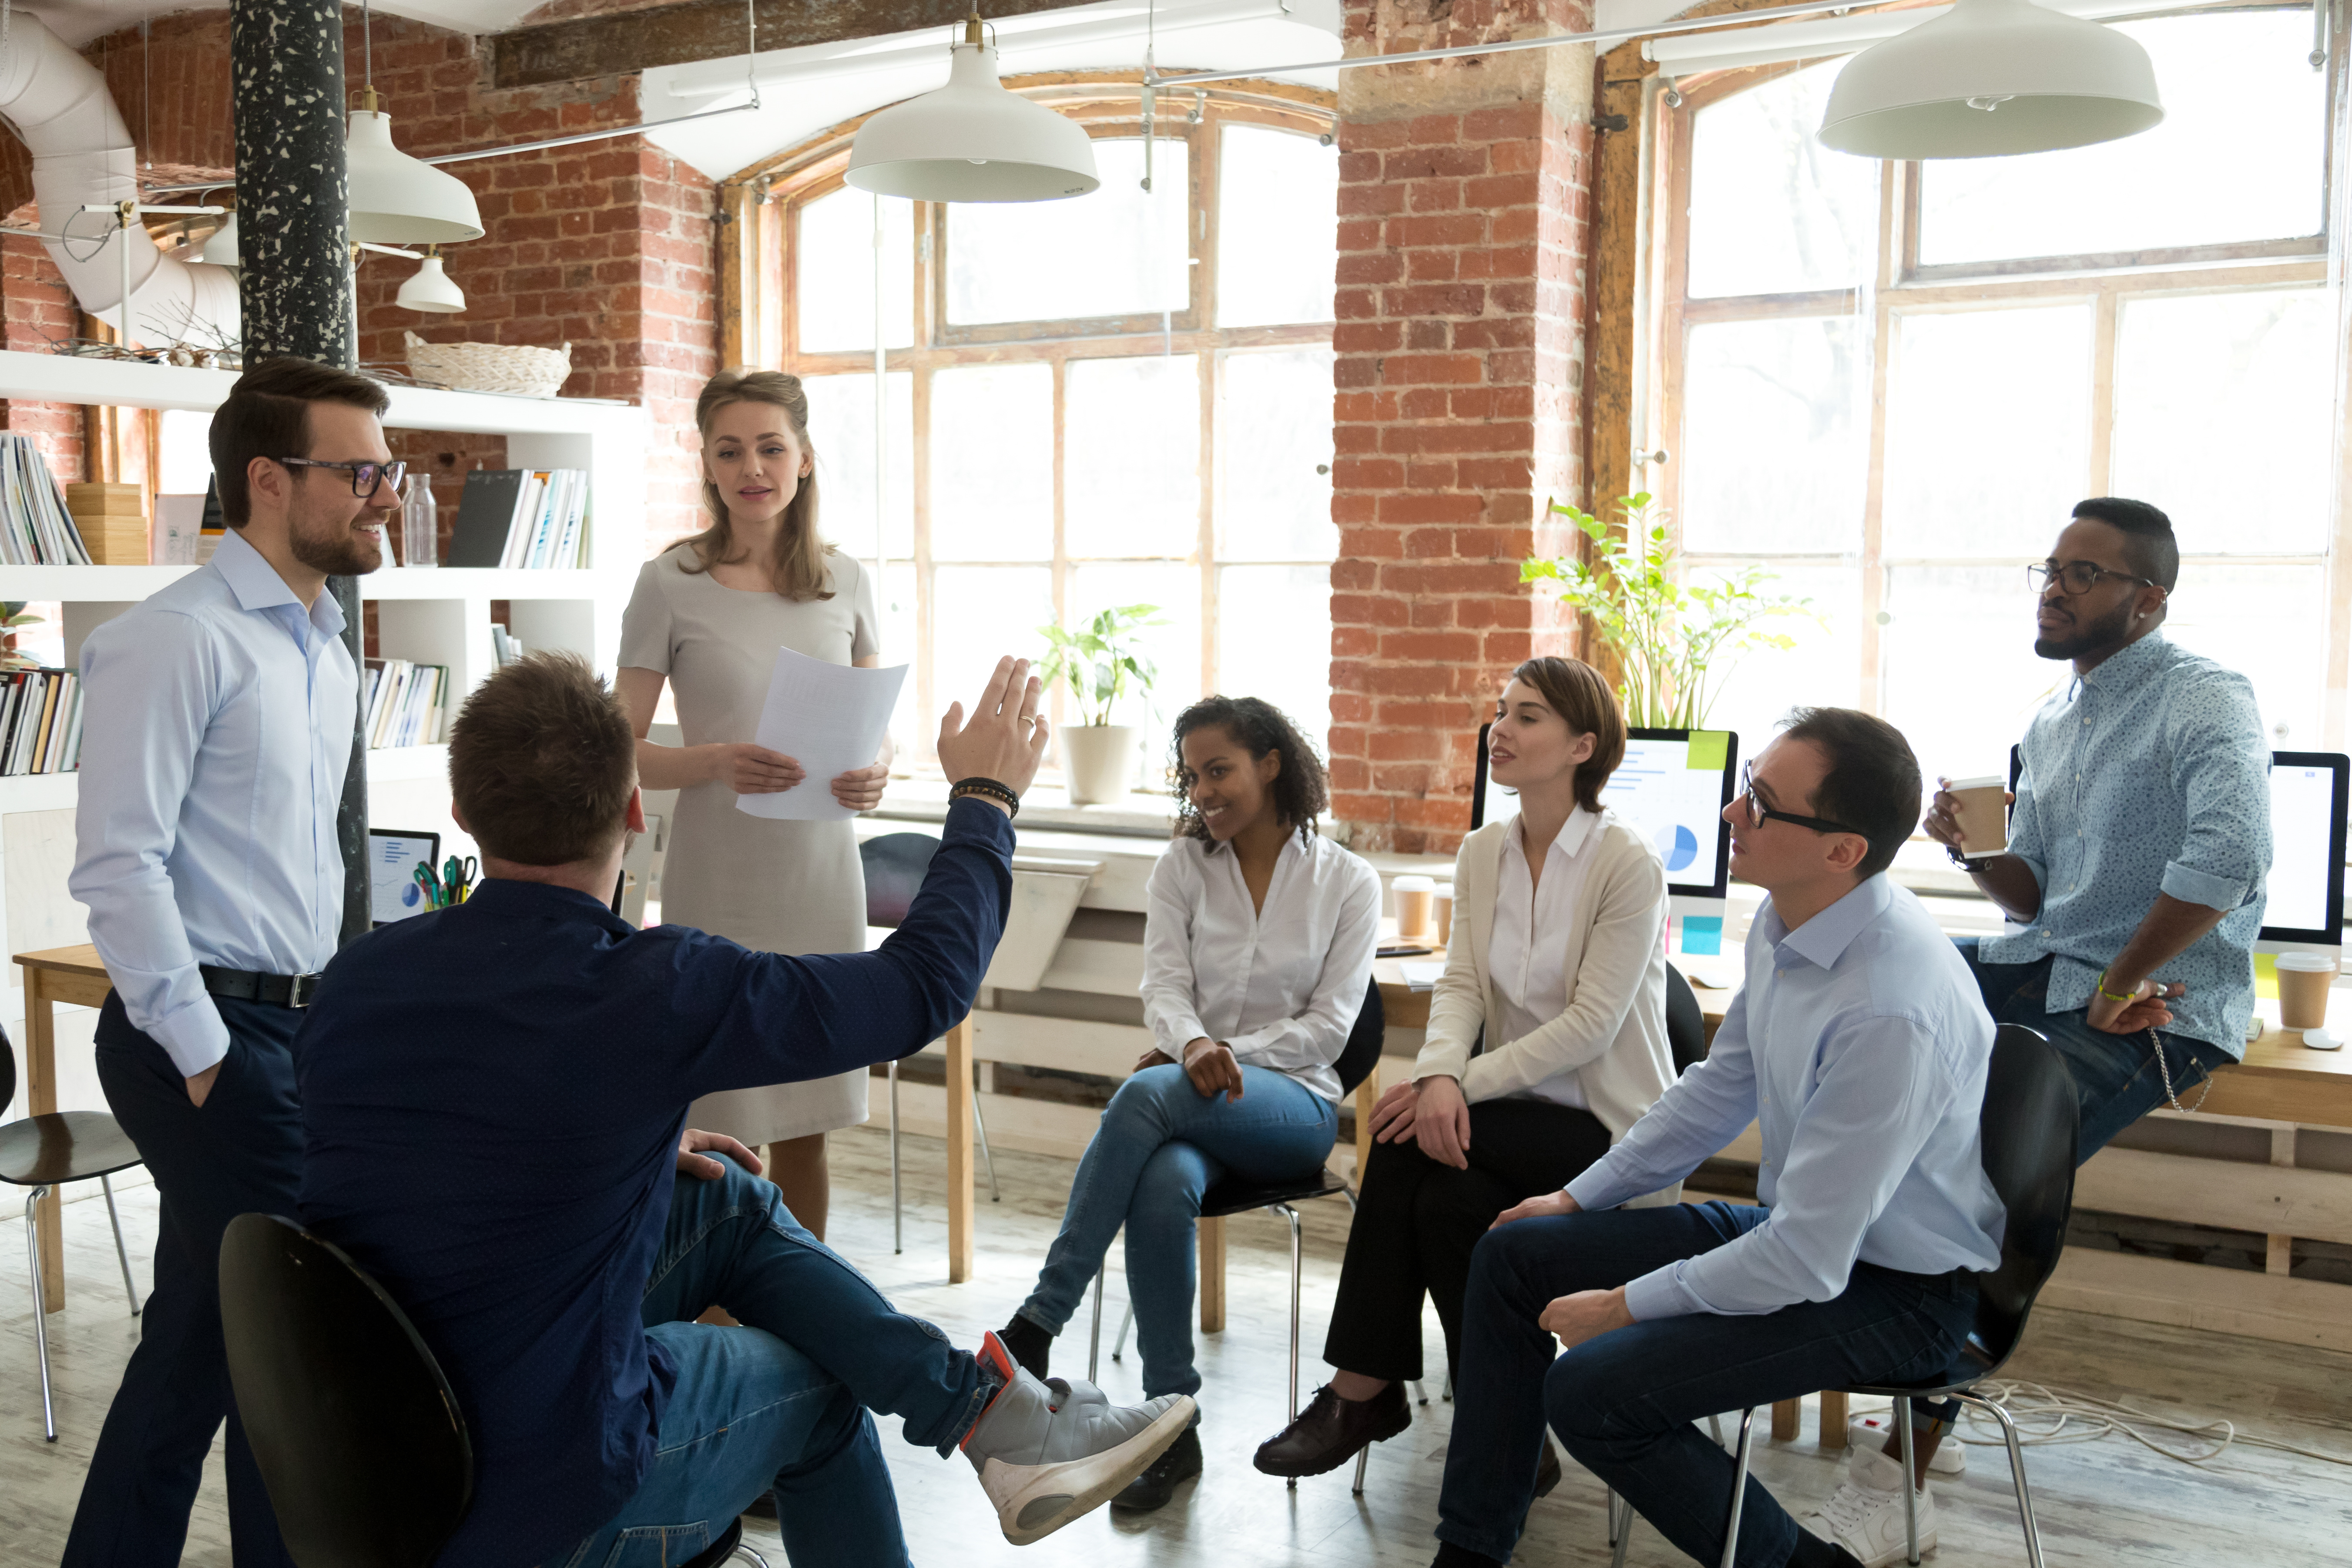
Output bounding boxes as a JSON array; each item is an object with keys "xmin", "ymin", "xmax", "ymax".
[
  {"xmin": 734, "ymin": 648, "xmax": 909, "ymax": 823},
  {"xmin": 1400, "ymin": 961, "xmax": 1446, "ymax": 992}
]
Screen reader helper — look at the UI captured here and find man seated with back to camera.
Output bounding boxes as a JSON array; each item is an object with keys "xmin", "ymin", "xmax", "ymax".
[
  {"xmin": 294, "ymin": 653, "xmax": 1193, "ymax": 1568},
  {"xmin": 1804, "ymin": 497, "xmax": 2273, "ymax": 1558},
  {"xmin": 1425, "ymin": 709, "xmax": 2004, "ymax": 1568}
]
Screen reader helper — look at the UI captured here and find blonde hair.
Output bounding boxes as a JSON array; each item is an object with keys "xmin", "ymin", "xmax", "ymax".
[{"xmin": 680, "ymin": 368, "xmax": 835, "ymax": 601}]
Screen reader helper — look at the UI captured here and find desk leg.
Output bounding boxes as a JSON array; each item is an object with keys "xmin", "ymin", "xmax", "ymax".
[
  {"xmin": 27, "ymin": 972, "xmax": 64, "ymax": 1313},
  {"xmin": 1819, "ymin": 1390, "xmax": 1848, "ymax": 1448},
  {"xmin": 1199, "ymin": 1215, "xmax": 1226, "ymax": 1333},
  {"xmin": 1353, "ymin": 1064, "xmax": 1378, "ymax": 1193},
  {"xmin": 945, "ymin": 1014, "xmax": 974, "ymax": 1285},
  {"xmin": 1772, "ymin": 1399, "xmax": 1801, "ymax": 1442}
]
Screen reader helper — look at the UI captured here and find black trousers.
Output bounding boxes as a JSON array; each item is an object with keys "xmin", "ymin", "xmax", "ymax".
[
  {"xmin": 62, "ymin": 991, "xmax": 302, "ymax": 1568},
  {"xmin": 1322, "ymin": 1096, "xmax": 1613, "ymax": 1383}
]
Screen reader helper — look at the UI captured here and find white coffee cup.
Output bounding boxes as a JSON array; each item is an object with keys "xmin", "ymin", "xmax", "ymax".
[
  {"xmin": 1946, "ymin": 775, "xmax": 2008, "ymax": 859},
  {"xmin": 2275, "ymin": 951, "xmax": 2338, "ymax": 1032},
  {"xmin": 1393, "ymin": 875, "xmax": 1437, "ymax": 943}
]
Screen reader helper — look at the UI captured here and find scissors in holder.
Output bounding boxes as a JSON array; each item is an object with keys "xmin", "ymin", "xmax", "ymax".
[
  {"xmin": 445, "ymin": 856, "xmax": 478, "ymax": 903},
  {"xmin": 413, "ymin": 863, "xmax": 445, "ymax": 910}
]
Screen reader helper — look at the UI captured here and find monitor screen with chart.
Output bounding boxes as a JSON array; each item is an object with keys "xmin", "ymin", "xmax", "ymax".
[{"xmin": 1473, "ymin": 725, "xmax": 1739, "ymax": 899}]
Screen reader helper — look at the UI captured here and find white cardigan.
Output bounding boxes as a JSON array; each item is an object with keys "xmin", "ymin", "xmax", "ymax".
[{"xmin": 1412, "ymin": 813, "xmax": 1679, "ymax": 1149}]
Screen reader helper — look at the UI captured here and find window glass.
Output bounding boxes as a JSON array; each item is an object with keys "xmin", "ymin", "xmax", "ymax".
[
  {"xmin": 1879, "ymin": 564, "xmax": 2069, "ymax": 780},
  {"xmin": 2112, "ymin": 289, "xmax": 2333, "ymax": 557},
  {"xmin": 1217, "ymin": 125, "xmax": 1339, "ymax": 327},
  {"xmin": 1688, "ymin": 60, "xmax": 1876, "ymax": 299},
  {"xmin": 946, "ymin": 140, "xmax": 1190, "ymax": 325},
  {"xmin": 1882, "ymin": 306, "xmax": 2091, "ymax": 560},
  {"xmin": 1918, "ymin": 11, "xmax": 2325, "ymax": 266},
  {"xmin": 930, "ymin": 363, "xmax": 1053, "ymax": 561},
  {"xmin": 933, "ymin": 565, "xmax": 1055, "ymax": 726},
  {"xmin": 1216, "ymin": 348, "xmax": 1337, "ymax": 561},
  {"xmin": 1684, "ymin": 563, "xmax": 1861, "ymax": 768},
  {"xmin": 1218, "ymin": 563, "xmax": 1335, "ymax": 744},
  {"xmin": 1679, "ymin": 316, "xmax": 1866, "ymax": 554},
  {"xmin": 1066, "ymin": 356, "xmax": 1201, "ymax": 558},
  {"xmin": 800, "ymin": 371, "xmax": 914, "ymax": 561},
  {"xmin": 795, "ymin": 187, "xmax": 916, "ymax": 353},
  {"xmin": 880, "ymin": 561, "xmax": 919, "ymax": 748},
  {"xmin": 2168, "ymin": 562, "xmax": 2321, "ymax": 745},
  {"xmin": 1068, "ymin": 561, "xmax": 1203, "ymax": 729}
]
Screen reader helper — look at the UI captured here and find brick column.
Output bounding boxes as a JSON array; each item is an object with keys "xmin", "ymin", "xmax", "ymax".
[{"xmin": 1326, "ymin": 0, "xmax": 1595, "ymax": 854}]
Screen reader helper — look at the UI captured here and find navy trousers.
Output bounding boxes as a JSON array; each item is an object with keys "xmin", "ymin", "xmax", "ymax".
[{"xmin": 61, "ymin": 992, "xmax": 302, "ymax": 1568}]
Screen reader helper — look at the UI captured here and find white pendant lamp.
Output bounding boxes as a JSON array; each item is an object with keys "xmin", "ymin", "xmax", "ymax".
[
  {"xmin": 348, "ymin": 88, "xmax": 486, "ymax": 243},
  {"xmin": 846, "ymin": 13, "xmax": 1100, "ymax": 202},
  {"xmin": 200, "ymin": 212, "xmax": 240, "ymax": 269},
  {"xmin": 1819, "ymin": 0, "xmax": 2163, "ymax": 160},
  {"xmin": 396, "ymin": 248, "xmax": 466, "ymax": 313}
]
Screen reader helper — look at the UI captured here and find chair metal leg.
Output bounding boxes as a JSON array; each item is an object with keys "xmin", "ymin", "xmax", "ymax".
[
  {"xmin": 1410, "ymin": 1379, "xmax": 1427, "ymax": 1405},
  {"xmin": 1113, "ymin": 1300, "xmax": 1132, "ymax": 1362},
  {"xmin": 1443, "ymin": 1372, "xmax": 1453, "ymax": 1401},
  {"xmin": 99, "ymin": 1174, "xmax": 140, "ymax": 1316},
  {"xmin": 1352, "ymin": 1444, "xmax": 1370, "ymax": 1496},
  {"xmin": 1608, "ymin": 1489, "xmax": 1633, "ymax": 1568},
  {"xmin": 1088, "ymin": 1266, "xmax": 1106, "ymax": 1385},
  {"xmin": 1281, "ymin": 1203, "xmax": 1303, "ymax": 1491},
  {"xmin": 24, "ymin": 1186, "xmax": 56, "ymax": 1441},
  {"xmin": 1708, "ymin": 1411, "xmax": 1725, "ymax": 1447},
  {"xmin": 971, "ymin": 1085, "xmax": 1000, "ymax": 1202},
  {"xmin": 1958, "ymin": 1390, "xmax": 2046, "ymax": 1568},
  {"xmin": 888, "ymin": 1059, "xmax": 902, "ymax": 1255},
  {"xmin": 1718, "ymin": 1407, "xmax": 1758, "ymax": 1568},
  {"xmin": 1896, "ymin": 1397, "xmax": 1920, "ymax": 1567},
  {"xmin": 731, "ymin": 1543, "xmax": 773, "ymax": 1568}
]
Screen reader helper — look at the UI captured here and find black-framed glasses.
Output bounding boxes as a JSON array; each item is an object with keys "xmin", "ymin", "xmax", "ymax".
[
  {"xmin": 1740, "ymin": 762, "xmax": 1865, "ymax": 838},
  {"xmin": 275, "ymin": 457, "xmax": 406, "ymax": 498},
  {"xmin": 2027, "ymin": 559, "xmax": 2153, "ymax": 598}
]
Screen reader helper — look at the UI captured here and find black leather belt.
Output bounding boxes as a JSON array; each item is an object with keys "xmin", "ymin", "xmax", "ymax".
[{"xmin": 198, "ymin": 965, "xmax": 325, "ymax": 1009}]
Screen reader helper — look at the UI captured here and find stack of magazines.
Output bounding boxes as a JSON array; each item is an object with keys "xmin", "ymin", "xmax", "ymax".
[
  {"xmin": 0, "ymin": 667, "xmax": 83, "ymax": 774},
  {"xmin": 0, "ymin": 437, "xmax": 93, "ymax": 565},
  {"xmin": 363, "ymin": 659, "xmax": 450, "ymax": 749}
]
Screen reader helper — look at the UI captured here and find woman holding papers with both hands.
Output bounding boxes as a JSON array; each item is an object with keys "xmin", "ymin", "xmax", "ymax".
[{"xmin": 615, "ymin": 368, "xmax": 890, "ymax": 1240}]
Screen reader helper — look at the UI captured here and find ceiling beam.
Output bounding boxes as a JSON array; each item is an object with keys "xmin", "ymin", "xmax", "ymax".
[{"xmin": 491, "ymin": 0, "xmax": 1094, "ymax": 89}]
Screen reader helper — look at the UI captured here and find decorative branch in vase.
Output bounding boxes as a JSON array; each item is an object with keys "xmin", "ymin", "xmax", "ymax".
[
  {"xmin": 1522, "ymin": 493, "xmax": 1818, "ymax": 729},
  {"xmin": 1037, "ymin": 602, "xmax": 1165, "ymax": 805}
]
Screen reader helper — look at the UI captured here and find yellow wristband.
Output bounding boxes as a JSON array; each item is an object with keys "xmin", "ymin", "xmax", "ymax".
[{"xmin": 2095, "ymin": 970, "xmax": 2137, "ymax": 1004}]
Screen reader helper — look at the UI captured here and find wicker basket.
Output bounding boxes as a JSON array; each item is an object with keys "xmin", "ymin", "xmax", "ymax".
[{"xmin": 404, "ymin": 332, "xmax": 572, "ymax": 398}]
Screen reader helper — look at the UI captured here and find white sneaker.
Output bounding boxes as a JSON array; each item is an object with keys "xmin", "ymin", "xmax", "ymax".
[
  {"xmin": 1800, "ymin": 1444, "xmax": 1938, "ymax": 1568},
  {"xmin": 961, "ymin": 1331, "xmax": 1196, "ymax": 1545},
  {"xmin": 1848, "ymin": 1412, "xmax": 1966, "ymax": 1475}
]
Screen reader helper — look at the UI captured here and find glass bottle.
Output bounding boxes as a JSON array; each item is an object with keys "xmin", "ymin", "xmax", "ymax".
[{"xmin": 401, "ymin": 476, "xmax": 438, "ymax": 569}]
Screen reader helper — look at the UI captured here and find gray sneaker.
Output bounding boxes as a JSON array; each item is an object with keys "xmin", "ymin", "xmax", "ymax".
[{"xmin": 962, "ymin": 1330, "xmax": 1195, "ymax": 1544}]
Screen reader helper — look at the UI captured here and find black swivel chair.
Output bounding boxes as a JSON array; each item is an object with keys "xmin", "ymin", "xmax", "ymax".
[
  {"xmin": 0, "ymin": 1026, "xmax": 144, "ymax": 1440},
  {"xmin": 220, "ymin": 1212, "xmax": 772, "ymax": 1568},
  {"xmin": 1085, "ymin": 974, "xmax": 1386, "ymax": 1488},
  {"xmin": 1665, "ymin": 961, "xmax": 1708, "ymax": 1075}
]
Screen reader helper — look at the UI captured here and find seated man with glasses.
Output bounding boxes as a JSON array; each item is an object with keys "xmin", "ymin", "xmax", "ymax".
[
  {"xmin": 1424, "ymin": 708, "xmax": 2004, "ymax": 1568},
  {"xmin": 1810, "ymin": 496, "xmax": 2273, "ymax": 1548}
]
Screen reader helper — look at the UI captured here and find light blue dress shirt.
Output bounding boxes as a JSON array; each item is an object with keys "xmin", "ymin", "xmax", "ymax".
[
  {"xmin": 70, "ymin": 528, "xmax": 358, "ymax": 1078},
  {"xmin": 1567, "ymin": 874, "xmax": 2005, "ymax": 1321},
  {"xmin": 1978, "ymin": 633, "xmax": 2269, "ymax": 1058}
]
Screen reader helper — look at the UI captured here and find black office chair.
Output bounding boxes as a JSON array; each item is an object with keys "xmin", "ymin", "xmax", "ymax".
[
  {"xmin": 1085, "ymin": 976, "xmax": 1385, "ymax": 1486},
  {"xmin": 220, "ymin": 1212, "xmax": 771, "ymax": 1568},
  {"xmin": 1665, "ymin": 961, "xmax": 1708, "ymax": 1074},
  {"xmin": 0, "ymin": 1026, "xmax": 144, "ymax": 1440},
  {"xmin": 860, "ymin": 831, "xmax": 998, "ymax": 1255},
  {"xmin": 1640, "ymin": 1024, "xmax": 2077, "ymax": 1568}
]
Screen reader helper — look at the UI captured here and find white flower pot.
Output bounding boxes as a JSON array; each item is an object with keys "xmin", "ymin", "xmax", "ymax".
[{"xmin": 1060, "ymin": 723, "xmax": 1143, "ymax": 806}]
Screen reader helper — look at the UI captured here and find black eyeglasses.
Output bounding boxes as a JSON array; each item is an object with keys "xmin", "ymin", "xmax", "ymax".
[
  {"xmin": 2027, "ymin": 560, "xmax": 2153, "ymax": 598},
  {"xmin": 1740, "ymin": 762, "xmax": 1865, "ymax": 838},
  {"xmin": 275, "ymin": 457, "xmax": 407, "ymax": 499}
]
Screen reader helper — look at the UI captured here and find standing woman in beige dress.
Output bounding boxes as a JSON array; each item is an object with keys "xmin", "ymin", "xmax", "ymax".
[{"xmin": 615, "ymin": 369, "xmax": 889, "ymax": 1239}]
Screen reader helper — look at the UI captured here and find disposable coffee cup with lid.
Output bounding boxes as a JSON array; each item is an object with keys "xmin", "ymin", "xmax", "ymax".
[
  {"xmin": 1393, "ymin": 875, "xmax": 1437, "ymax": 943},
  {"xmin": 2274, "ymin": 950, "xmax": 2338, "ymax": 1033},
  {"xmin": 1946, "ymin": 775, "xmax": 2009, "ymax": 859}
]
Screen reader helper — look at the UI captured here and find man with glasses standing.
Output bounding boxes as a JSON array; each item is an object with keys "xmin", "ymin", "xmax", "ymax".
[
  {"xmin": 62, "ymin": 359, "xmax": 399, "ymax": 1568},
  {"xmin": 1423, "ymin": 709, "xmax": 2003, "ymax": 1568}
]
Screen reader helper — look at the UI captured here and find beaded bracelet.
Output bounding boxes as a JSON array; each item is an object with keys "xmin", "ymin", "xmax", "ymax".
[
  {"xmin": 950, "ymin": 776, "xmax": 1020, "ymax": 818},
  {"xmin": 2094, "ymin": 969, "xmax": 2138, "ymax": 1004}
]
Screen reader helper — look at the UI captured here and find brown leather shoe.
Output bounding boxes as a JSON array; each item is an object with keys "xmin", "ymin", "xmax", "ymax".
[{"xmin": 1252, "ymin": 1382, "xmax": 1411, "ymax": 1477}]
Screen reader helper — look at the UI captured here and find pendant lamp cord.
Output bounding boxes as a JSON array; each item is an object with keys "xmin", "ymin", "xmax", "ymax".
[
  {"xmin": 1141, "ymin": 0, "xmax": 1157, "ymax": 192},
  {"xmin": 363, "ymin": 0, "xmax": 372, "ymax": 90}
]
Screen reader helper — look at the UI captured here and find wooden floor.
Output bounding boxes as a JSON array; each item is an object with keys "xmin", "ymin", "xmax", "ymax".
[{"xmin": 7, "ymin": 1125, "xmax": 2352, "ymax": 1566}]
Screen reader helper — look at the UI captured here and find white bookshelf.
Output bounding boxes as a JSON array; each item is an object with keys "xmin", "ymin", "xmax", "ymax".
[{"xmin": 0, "ymin": 349, "xmax": 647, "ymax": 1111}]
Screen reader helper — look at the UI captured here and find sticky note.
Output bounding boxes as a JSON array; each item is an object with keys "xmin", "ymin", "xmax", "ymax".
[
  {"xmin": 2255, "ymin": 951, "xmax": 2278, "ymax": 1000},
  {"xmin": 1682, "ymin": 915, "xmax": 1723, "ymax": 956},
  {"xmin": 1688, "ymin": 730, "xmax": 1730, "ymax": 772}
]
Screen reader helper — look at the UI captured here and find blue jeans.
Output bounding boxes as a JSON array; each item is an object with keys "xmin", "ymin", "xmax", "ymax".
[
  {"xmin": 1955, "ymin": 938, "xmax": 2235, "ymax": 1158},
  {"xmin": 1439, "ymin": 1204, "xmax": 1975, "ymax": 1568},
  {"xmin": 556, "ymin": 1156, "xmax": 996, "ymax": 1568},
  {"xmin": 1017, "ymin": 1063, "xmax": 1338, "ymax": 1398}
]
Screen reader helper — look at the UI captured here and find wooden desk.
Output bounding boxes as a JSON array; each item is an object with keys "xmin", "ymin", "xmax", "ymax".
[
  {"xmin": 14, "ymin": 944, "xmax": 113, "ymax": 1313},
  {"xmin": 2199, "ymin": 1005, "xmax": 2352, "ymax": 1129}
]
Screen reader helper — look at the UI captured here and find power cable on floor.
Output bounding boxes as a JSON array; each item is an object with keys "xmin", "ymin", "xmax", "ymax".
[{"xmin": 1861, "ymin": 1381, "xmax": 2352, "ymax": 1472}]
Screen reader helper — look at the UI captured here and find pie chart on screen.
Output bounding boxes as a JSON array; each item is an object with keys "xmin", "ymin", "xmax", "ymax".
[{"xmin": 1656, "ymin": 823, "xmax": 1699, "ymax": 873}]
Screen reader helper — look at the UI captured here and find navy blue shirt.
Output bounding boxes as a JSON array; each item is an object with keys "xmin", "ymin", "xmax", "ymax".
[{"xmin": 296, "ymin": 799, "xmax": 1013, "ymax": 1568}]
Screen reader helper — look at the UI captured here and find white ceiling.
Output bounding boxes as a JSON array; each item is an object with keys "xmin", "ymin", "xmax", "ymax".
[{"xmin": 23, "ymin": 1, "xmax": 549, "ymax": 49}]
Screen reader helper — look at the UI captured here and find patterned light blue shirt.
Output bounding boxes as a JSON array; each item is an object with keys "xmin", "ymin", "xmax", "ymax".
[
  {"xmin": 70, "ymin": 529, "xmax": 358, "ymax": 1078},
  {"xmin": 1569, "ymin": 874, "xmax": 2005, "ymax": 1320},
  {"xmin": 1979, "ymin": 633, "xmax": 2269, "ymax": 1058}
]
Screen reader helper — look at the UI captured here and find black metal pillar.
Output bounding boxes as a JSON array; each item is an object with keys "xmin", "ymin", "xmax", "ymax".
[{"xmin": 231, "ymin": 0, "xmax": 370, "ymax": 946}]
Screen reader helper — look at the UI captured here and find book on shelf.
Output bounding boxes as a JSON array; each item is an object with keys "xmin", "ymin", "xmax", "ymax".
[
  {"xmin": 0, "ymin": 667, "xmax": 83, "ymax": 775},
  {"xmin": 0, "ymin": 436, "xmax": 91, "ymax": 565},
  {"xmin": 446, "ymin": 467, "xmax": 588, "ymax": 570},
  {"xmin": 490, "ymin": 622, "xmax": 526, "ymax": 668},
  {"xmin": 362, "ymin": 658, "xmax": 450, "ymax": 750}
]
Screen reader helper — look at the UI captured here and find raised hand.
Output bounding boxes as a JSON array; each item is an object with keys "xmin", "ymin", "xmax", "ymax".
[{"xmin": 936, "ymin": 656, "xmax": 1050, "ymax": 802}]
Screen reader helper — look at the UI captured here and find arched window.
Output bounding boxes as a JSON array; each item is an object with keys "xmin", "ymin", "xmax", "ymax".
[
  {"xmin": 765, "ymin": 94, "xmax": 1341, "ymax": 765},
  {"xmin": 1653, "ymin": 7, "xmax": 2336, "ymax": 771}
]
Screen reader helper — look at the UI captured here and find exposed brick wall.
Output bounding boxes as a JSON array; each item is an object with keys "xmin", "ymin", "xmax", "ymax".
[
  {"xmin": 1, "ymin": 226, "xmax": 86, "ymax": 480},
  {"xmin": 1325, "ymin": 0, "xmax": 1594, "ymax": 855}
]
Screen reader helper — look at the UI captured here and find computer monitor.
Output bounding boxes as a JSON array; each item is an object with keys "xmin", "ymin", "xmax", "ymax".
[
  {"xmin": 368, "ymin": 827, "xmax": 441, "ymax": 927},
  {"xmin": 1472, "ymin": 724, "xmax": 1739, "ymax": 899},
  {"xmin": 2004, "ymin": 746, "xmax": 2346, "ymax": 948}
]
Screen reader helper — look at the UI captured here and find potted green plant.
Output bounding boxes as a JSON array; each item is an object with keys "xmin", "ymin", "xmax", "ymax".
[
  {"xmin": 1038, "ymin": 602, "xmax": 1165, "ymax": 805},
  {"xmin": 1522, "ymin": 494, "xmax": 1816, "ymax": 727}
]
